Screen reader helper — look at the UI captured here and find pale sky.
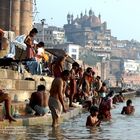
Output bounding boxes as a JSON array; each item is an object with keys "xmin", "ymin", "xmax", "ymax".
[{"xmin": 35, "ymin": 0, "xmax": 140, "ymax": 41}]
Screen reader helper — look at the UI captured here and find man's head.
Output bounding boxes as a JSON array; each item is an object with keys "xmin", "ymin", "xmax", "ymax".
[
  {"xmin": 102, "ymin": 82, "xmax": 106, "ymax": 86},
  {"xmin": 96, "ymin": 76, "xmax": 101, "ymax": 81},
  {"xmin": 90, "ymin": 106, "xmax": 99, "ymax": 116},
  {"xmin": 37, "ymin": 85, "xmax": 46, "ymax": 92},
  {"xmin": 107, "ymin": 90, "xmax": 115, "ymax": 98},
  {"xmin": 61, "ymin": 70, "xmax": 70, "ymax": 81},
  {"xmin": 126, "ymin": 99, "xmax": 132, "ymax": 106},
  {"xmin": 30, "ymin": 28, "xmax": 38, "ymax": 37},
  {"xmin": 37, "ymin": 42, "xmax": 44, "ymax": 48},
  {"xmin": 72, "ymin": 62, "xmax": 79, "ymax": 70}
]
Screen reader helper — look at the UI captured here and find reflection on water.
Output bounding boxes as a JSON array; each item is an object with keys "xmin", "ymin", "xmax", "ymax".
[{"xmin": 0, "ymin": 97, "xmax": 140, "ymax": 140}]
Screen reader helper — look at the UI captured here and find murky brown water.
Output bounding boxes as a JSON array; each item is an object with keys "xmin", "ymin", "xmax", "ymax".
[{"xmin": 0, "ymin": 96, "xmax": 140, "ymax": 140}]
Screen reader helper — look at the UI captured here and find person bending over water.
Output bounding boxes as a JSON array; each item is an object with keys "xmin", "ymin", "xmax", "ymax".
[
  {"xmin": 121, "ymin": 99, "xmax": 135, "ymax": 115},
  {"xmin": 98, "ymin": 91, "xmax": 115, "ymax": 121},
  {"xmin": 86, "ymin": 106, "xmax": 101, "ymax": 127},
  {"xmin": 48, "ymin": 70, "xmax": 70, "ymax": 127}
]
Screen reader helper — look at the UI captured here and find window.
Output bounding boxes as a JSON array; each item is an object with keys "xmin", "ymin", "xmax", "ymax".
[
  {"xmin": 72, "ymin": 49, "xmax": 77, "ymax": 52},
  {"xmin": 71, "ymin": 54, "xmax": 76, "ymax": 59}
]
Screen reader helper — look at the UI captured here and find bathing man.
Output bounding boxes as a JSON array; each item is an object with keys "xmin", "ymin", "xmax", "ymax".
[{"xmin": 48, "ymin": 70, "xmax": 70, "ymax": 127}]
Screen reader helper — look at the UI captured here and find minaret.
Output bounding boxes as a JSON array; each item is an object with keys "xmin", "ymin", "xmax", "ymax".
[
  {"xmin": 85, "ymin": 9, "xmax": 87, "ymax": 16},
  {"xmin": 98, "ymin": 13, "xmax": 101, "ymax": 22},
  {"xmin": 80, "ymin": 12, "xmax": 83, "ymax": 19},
  {"xmin": 67, "ymin": 13, "xmax": 71, "ymax": 24},
  {"xmin": 89, "ymin": 9, "xmax": 93, "ymax": 17},
  {"xmin": 71, "ymin": 14, "xmax": 74, "ymax": 24}
]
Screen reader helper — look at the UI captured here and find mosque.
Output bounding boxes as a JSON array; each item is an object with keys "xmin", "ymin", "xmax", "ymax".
[{"xmin": 64, "ymin": 9, "xmax": 111, "ymax": 47}]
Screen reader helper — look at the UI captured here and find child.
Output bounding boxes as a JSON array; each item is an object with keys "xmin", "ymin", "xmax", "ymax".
[
  {"xmin": 121, "ymin": 99, "xmax": 135, "ymax": 115},
  {"xmin": 86, "ymin": 106, "xmax": 101, "ymax": 127}
]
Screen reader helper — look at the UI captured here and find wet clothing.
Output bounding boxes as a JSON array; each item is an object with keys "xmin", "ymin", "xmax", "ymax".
[
  {"xmin": 70, "ymin": 79, "xmax": 77, "ymax": 95},
  {"xmin": 99, "ymin": 98, "xmax": 111, "ymax": 120},
  {"xmin": 26, "ymin": 104, "xmax": 49, "ymax": 115},
  {"xmin": 48, "ymin": 96, "xmax": 62, "ymax": 118}
]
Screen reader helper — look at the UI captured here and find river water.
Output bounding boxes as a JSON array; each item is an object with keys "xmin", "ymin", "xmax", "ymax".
[{"xmin": 0, "ymin": 96, "xmax": 140, "ymax": 140}]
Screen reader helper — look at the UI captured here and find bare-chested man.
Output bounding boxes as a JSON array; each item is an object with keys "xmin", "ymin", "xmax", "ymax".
[
  {"xmin": 121, "ymin": 99, "xmax": 135, "ymax": 115},
  {"xmin": 29, "ymin": 85, "xmax": 48, "ymax": 116},
  {"xmin": 48, "ymin": 70, "xmax": 70, "ymax": 127},
  {"xmin": 69, "ymin": 62, "xmax": 79, "ymax": 107}
]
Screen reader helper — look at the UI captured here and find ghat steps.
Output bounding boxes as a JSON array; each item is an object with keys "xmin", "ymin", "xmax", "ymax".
[
  {"xmin": 0, "ymin": 68, "xmax": 53, "ymax": 117},
  {"xmin": 0, "ymin": 68, "xmax": 53, "ymax": 101}
]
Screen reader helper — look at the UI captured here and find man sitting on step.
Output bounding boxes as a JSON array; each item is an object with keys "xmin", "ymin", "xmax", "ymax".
[
  {"xmin": 0, "ymin": 89, "xmax": 16, "ymax": 122},
  {"xmin": 28, "ymin": 85, "xmax": 49, "ymax": 116}
]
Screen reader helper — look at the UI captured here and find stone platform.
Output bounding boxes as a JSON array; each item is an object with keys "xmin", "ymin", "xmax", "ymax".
[{"xmin": 0, "ymin": 106, "xmax": 83, "ymax": 126}]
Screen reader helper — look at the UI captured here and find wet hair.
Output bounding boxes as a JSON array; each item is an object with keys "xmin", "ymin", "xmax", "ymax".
[
  {"xmin": 107, "ymin": 90, "xmax": 115, "ymax": 97},
  {"xmin": 90, "ymin": 106, "xmax": 99, "ymax": 114},
  {"xmin": 86, "ymin": 67, "xmax": 92, "ymax": 73},
  {"xmin": 119, "ymin": 92, "xmax": 123, "ymax": 96},
  {"xmin": 72, "ymin": 62, "xmax": 79, "ymax": 67},
  {"xmin": 92, "ymin": 71, "xmax": 95, "ymax": 75},
  {"xmin": 61, "ymin": 70, "xmax": 70, "ymax": 77},
  {"xmin": 126, "ymin": 99, "xmax": 132, "ymax": 106},
  {"xmin": 38, "ymin": 41, "xmax": 44, "ymax": 47},
  {"xmin": 96, "ymin": 76, "xmax": 101, "ymax": 80},
  {"xmin": 37, "ymin": 85, "xmax": 46, "ymax": 91},
  {"xmin": 102, "ymin": 82, "xmax": 106, "ymax": 86}
]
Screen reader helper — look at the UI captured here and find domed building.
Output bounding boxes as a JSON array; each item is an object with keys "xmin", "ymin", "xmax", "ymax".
[{"xmin": 64, "ymin": 9, "xmax": 111, "ymax": 47}]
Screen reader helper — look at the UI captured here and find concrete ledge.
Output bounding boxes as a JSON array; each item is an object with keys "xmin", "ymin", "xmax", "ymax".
[
  {"xmin": 7, "ymin": 90, "xmax": 34, "ymax": 102},
  {"xmin": 0, "ymin": 79, "xmax": 36, "ymax": 90},
  {"xmin": 0, "ymin": 79, "xmax": 15, "ymax": 89},
  {"xmin": 0, "ymin": 69, "xmax": 22, "ymax": 80},
  {"xmin": 15, "ymin": 80, "xmax": 36, "ymax": 90},
  {"xmin": 122, "ymin": 91, "xmax": 136, "ymax": 98},
  {"xmin": 0, "ymin": 106, "xmax": 83, "ymax": 126}
]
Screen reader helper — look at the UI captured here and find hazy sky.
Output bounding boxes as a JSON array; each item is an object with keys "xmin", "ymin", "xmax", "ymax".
[{"xmin": 35, "ymin": 0, "xmax": 140, "ymax": 41}]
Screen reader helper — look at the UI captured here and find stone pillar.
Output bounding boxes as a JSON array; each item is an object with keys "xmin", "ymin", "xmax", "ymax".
[
  {"xmin": 11, "ymin": 0, "xmax": 21, "ymax": 36},
  {"xmin": 20, "ymin": 0, "xmax": 33, "ymax": 35}
]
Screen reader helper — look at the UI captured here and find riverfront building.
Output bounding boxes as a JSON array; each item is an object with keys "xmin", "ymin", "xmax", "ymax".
[
  {"xmin": 64, "ymin": 9, "xmax": 111, "ymax": 48},
  {"xmin": 34, "ymin": 23, "xmax": 65, "ymax": 47}
]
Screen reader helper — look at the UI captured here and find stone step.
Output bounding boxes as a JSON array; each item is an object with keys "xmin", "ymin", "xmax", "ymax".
[
  {"xmin": 0, "ymin": 78, "xmax": 52, "ymax": 91},
  {"xmin": 0, "ymin": 69, "xmax": 54, "ymax": 90},
  {"xmin": 8, "ymin": 90, "xmax": 34, "ymax": 102},
  {"xmin": 0, "ymin": 79, "xmax": 36, "ymax": 90},
  {"xmin": 0, "ymin": 69, "xmax": 22, "ymax": 80}
]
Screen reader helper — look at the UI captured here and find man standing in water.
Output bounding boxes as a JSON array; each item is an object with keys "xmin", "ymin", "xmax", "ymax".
[
  {"xmin": 69, "ymin": 62, "xmax": 79, "ymax": 107},
  {"xmin": 48, "ymin": 70, "xmax": 70, "ymax": 127}
]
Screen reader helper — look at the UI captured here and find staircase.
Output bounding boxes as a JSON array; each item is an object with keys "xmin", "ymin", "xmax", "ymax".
[{"xmin": 0, "ymin": 68, "xmax": 53, "ymax": 116}]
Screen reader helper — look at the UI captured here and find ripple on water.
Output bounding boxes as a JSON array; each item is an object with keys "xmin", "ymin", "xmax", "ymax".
[{"xmin": 0, "ymin": 97, "xmax": 140, "ymax": 140}]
